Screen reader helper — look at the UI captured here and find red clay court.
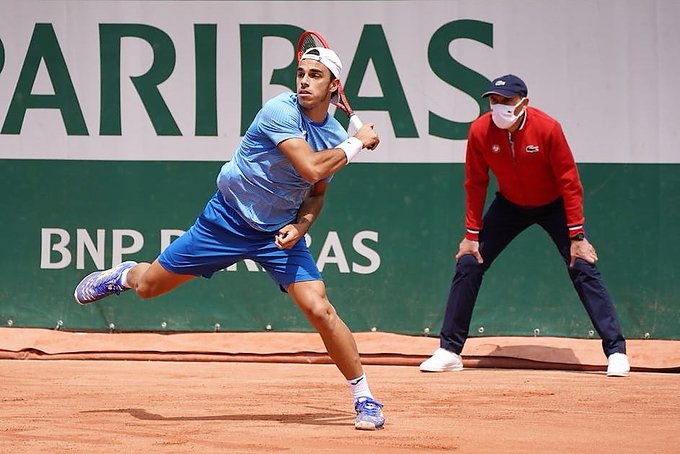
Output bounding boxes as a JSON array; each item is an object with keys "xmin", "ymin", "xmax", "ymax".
[{"xmin": 1, "ymin": 329, "xmax": 679, "ymax": 452}]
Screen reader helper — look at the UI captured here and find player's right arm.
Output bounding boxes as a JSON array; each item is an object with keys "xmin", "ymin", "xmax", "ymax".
[
  {"xmin": 278, "ymin": 123, "xmax": 379, "ymax": 183},
  {"xmin": 279, "ymin": 137, "xmax": 346, "ymax": 183}
]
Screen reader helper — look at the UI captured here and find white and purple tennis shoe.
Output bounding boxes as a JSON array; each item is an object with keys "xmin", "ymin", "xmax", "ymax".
[{"xmin": 74, "ymin": 261, "xmax": 137, "ymax": 305}]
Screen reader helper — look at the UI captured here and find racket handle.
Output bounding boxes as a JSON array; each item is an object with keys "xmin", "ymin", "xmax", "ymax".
[{"xmin": 349, "ymin": 114, "xmax": 363, "ymax": 132}]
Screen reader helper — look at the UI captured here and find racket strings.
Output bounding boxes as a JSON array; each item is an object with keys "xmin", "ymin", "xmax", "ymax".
[{"xmin": 301, "ymin": 36, "xmax": 324, "ymax": 55}]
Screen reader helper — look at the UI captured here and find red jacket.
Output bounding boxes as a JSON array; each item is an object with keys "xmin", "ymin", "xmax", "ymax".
[{"xmin": 464, "ymin": 106, "xmax": 584, "ymax": 241}]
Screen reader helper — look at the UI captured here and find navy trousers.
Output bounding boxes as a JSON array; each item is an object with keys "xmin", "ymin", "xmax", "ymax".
[{"xmin": 440, "ymin": 194, "xmax": 626, "ymax": 357}]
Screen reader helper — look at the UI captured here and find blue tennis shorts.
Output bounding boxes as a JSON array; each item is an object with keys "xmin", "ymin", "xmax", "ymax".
[{"xmin": 158, "ymin": 191, "xmax": 322, "ymax": 290}]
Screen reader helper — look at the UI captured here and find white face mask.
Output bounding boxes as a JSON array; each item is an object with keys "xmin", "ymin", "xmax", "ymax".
[{"xmin": 490, "ymin": 98, "xmax": 526, "ymax": 129}]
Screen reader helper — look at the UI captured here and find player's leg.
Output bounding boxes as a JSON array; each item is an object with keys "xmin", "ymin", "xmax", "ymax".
[
  {"xmin": 287, "ymin": 280, "xmax": 362, "ymax": 378},
  {"xmin": 74, "ymin": 259, "xmax": 196, "ymax": 305},
  {"xmin": 74, "ymin": 260, "xmax": 141, "ymax": 305},
  {"xmin": 256, "ymin": 236, "xmax": 384, "ymax": 430},
  {"xmin": 287, "ymin": 280, "xmax": 384, "ymax": 430},
  {"xmin": 127, "ymin": 260, "xmax": 195, "ymax": 299},
  {"xmin": 421, "ymin": 194, "xmax": 530, "ymax": 371},
  {"xmin": 75, "ymin": 191, "xmax": 241, "ymax": 305},
  {"xmin": 256, "ymin": 238, "xmax": 365, "ymax": 378},
  {"xmin": 538, "ymin": 199, "xmax": 628, "ymax": 376}
]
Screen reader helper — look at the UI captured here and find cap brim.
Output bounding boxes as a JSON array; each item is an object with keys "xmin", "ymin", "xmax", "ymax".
[{"xmin": 481, "ymin": 89, "xmax": 517, "ymax": 98}]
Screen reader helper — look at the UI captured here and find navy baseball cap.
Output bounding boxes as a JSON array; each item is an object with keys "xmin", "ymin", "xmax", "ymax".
[{"xmin": 482, "ymin": 74, "xmax": 528, "ymax": 98}]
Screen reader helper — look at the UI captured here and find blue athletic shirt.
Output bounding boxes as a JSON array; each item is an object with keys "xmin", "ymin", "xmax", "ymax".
[{"xmin": 217, "ymin": 92, "xmax": 348, "ymax": 232}]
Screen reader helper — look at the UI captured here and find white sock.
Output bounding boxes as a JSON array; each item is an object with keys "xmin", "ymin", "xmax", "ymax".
[
  {"xmin": 347, "ymin": 374, "xmax": 373, "ymax": 401},
  {"xmin": 119, "ymin": 268, "xmax": 132, "ymax": 289}
]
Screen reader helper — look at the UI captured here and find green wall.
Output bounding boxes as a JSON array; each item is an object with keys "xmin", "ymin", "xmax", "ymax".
[{"xmin": 1, "ymin": 160, "xmax": 678, "ymax": 339}]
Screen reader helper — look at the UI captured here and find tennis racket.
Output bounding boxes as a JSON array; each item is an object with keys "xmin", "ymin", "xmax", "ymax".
[{"xmin": 296, "ymin": 30, "xmax": 364, "ymax": 132}]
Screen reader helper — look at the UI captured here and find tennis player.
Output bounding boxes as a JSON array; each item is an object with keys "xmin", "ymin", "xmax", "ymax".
[{"xmin": 74, "ymin": 47, "xmax": 385, "ymax": 430}]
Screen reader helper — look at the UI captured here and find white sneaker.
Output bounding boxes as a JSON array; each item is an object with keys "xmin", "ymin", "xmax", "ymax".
[
  {"xmin": 606, "ymin": 352, "xmax": 630, "ymax": 377},
  {"xmin": 419, "ymin": 348, "xmax": 464, "ymax": 372}
]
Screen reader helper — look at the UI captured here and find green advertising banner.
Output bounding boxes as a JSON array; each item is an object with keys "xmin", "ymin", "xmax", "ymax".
[{"xmin": 1, "ymin": 160, "xmax": 678, "ymax": 339}]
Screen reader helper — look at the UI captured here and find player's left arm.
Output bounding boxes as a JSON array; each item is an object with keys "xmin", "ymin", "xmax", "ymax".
[{"xmin": 275, "ymin": 182, "xmax": 328, "ymax": 249}]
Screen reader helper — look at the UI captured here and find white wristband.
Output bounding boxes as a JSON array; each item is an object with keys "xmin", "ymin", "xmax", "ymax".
[{"xmin": 336, "ymin": 137, "xmax": 363, "ymax": 163}]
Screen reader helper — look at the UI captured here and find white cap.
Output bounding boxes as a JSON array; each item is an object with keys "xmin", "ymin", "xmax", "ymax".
[{"xmin": 300, "ymin": 47, "xmax": 342, "ymax": 79}]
